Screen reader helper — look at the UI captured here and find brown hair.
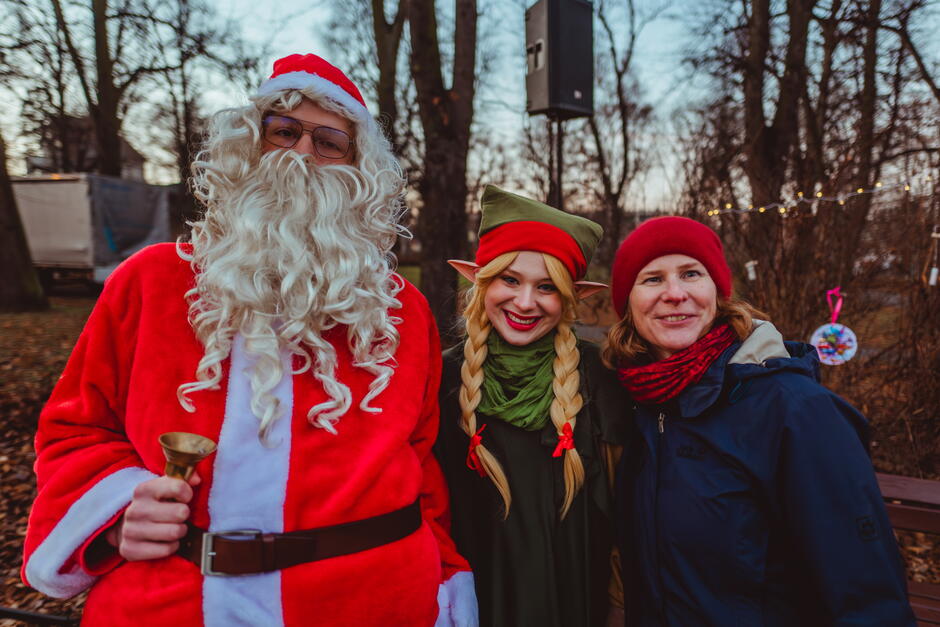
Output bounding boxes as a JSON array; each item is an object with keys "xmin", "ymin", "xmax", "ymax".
[
  {"xmin": 458, "ymin": 252, "xmax": 586, "ymax": 519},
  {"xmin": 602, "ymin": 296, "xmax": 769, "ymax": 368}
]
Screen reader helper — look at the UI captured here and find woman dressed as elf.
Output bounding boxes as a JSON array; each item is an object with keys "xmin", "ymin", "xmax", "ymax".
[{"xmin": 434, "ymin": 185, "xmax": 631, "ymax": 626}]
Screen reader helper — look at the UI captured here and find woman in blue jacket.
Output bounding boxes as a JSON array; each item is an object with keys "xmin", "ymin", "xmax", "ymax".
[{"xmin": 604, "ymin": 216, "xmax": 914, "ymax": 626}]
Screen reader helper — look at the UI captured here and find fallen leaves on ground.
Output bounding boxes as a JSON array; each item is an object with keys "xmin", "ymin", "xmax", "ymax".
[{"xmin": 1, "ymin": 295, "xmax": 94, "ymax": 624}]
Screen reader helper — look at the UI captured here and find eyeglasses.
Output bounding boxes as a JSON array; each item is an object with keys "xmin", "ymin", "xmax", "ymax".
[{"xmin": 261, "ymin": 114, "xmax": 353, "ymax": 160}]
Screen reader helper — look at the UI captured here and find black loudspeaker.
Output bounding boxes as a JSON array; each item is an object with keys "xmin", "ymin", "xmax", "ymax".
[{"xmin": 525, "ymin": 0, "xmax": 594, "ymax": 120}]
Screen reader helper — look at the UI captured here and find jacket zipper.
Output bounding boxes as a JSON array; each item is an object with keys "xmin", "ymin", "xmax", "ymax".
[{"xmin": 655, "ymin": 411, "xmax": 666, "ymax": 619}]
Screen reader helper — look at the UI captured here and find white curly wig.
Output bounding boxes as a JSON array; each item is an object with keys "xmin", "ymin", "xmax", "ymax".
[{"xmin": 177, "ymin": 85, "xmax": 408, "ymax": 439}]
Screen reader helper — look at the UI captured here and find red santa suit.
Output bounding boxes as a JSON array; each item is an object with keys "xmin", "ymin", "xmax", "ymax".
[{"xmin": 22, "ymin": 243, "xmax": 473, "ymax": 626}]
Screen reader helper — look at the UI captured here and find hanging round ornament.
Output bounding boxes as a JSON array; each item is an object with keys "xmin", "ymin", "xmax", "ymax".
[{"xmin": 810, "ymin": 286, "xmax": 858, "ymax": 366}]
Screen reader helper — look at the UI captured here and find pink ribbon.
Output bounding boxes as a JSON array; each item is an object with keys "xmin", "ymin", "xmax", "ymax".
[{"xmin": 826, "ymin": 286, "xmax": 843, "ymax": 324}]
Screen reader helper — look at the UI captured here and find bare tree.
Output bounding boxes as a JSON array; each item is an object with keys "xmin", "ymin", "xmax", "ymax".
[
  {"xmin": 322, "ymin": 0, "xmax": 415, "ymax": 157},
  {"xmin": 372, "ymin": 0, "xmax": 409, "ymax": 152},
  {"xmin": 137, "ymin": 0, "xmax": 264, "ymax": 223},
  {"xmin": 0, "ymin": 133, "xmax": 47, "ymax": 311},
  {"xmin": 878, "ymin": 0, "xmax": 940, "ymax": 107},
  {"xmin": 1, "ymin": 0, "xmax": 90, "ymax": 172},
  {"xmin": 587, "ymin": 0, "xmax": 659, "ymax": 264},
  {"xmin": 43, "ymin": 0, "xmax": 225, "ymax": 177},
  {"xmin": 409, "ymin": 0, "xmax": 478, "ymax": 339},
  {"xmin": 51, "ymin": 0, "xmax": 125, "ymax": 176},
  {"xmin": 673, "ymin": 0, "xmax": 938, "ymax": 335}
]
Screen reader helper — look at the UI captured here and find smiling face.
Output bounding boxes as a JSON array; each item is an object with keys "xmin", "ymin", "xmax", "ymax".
[
  {"xmin": 628, "ymin": 254, "xmax": 718, "ymax": 360},
  {"xmin": 483, "ymin": 251, "xmax": 563, "ymax": 346}
]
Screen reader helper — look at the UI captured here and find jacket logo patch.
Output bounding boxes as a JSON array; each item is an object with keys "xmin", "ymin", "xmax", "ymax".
[
  {"xmin": 676, "ymin": 444, "xmax": 706, "ymax": 460},
  {"xmin": 856, "ymin": 516, "xmax": 879, "ymax": 541}
]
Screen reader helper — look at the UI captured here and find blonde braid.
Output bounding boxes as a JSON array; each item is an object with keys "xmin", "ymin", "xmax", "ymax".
[
  {"xmin": 458, "ymin": 253, "xmax": 518, "ymax": 517},
  {"xmin": 551, "ymin": 321, "xmax": 585, "ymax": 518},
  {"xmin": 543, "ymin": 254, "xmax": 586, "ymax": 518}
]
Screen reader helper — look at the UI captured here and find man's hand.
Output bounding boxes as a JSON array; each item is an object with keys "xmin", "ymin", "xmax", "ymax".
[{"xmin": 107, "ymin": 472, "xmax": 200, "ymax": 561}]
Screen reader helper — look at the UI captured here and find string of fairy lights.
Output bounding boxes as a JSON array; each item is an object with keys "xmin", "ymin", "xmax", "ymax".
[
  {"xmin": 703, "ymin": 175, "xmax": 935, "ymax": 217},
  {"xmin": 699, "ymin": 172, "xmax": 940, "ymax": 287},
  {"xmin": 701, "ymin": 173, "xmax": 940, "ymax": 365}
]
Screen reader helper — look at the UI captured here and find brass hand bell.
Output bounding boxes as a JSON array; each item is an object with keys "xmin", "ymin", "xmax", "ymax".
[{"xmin": 158, "ymin": 432, "xmax": 216, "ymax": 481}]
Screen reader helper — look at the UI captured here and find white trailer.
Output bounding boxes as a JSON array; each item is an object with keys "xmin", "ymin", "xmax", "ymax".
[{"xmin": 12, "ymin": 173, "xmax": 175, "ymax": 285}]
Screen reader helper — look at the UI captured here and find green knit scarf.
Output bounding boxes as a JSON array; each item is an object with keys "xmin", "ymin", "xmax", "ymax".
[{"xmin": 478, "ymin": 331, "xmax": 556, "ymax": 430}]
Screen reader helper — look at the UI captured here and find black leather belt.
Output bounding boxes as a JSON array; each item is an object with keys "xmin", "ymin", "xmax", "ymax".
[{"xmin": 177, "ymin": 499, "xmax": 421, "ymax": 576}]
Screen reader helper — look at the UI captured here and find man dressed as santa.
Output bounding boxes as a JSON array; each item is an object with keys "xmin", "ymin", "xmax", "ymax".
[{"xmin": 22, "ymin": 53, "xmax": 477, "ymax": 627}]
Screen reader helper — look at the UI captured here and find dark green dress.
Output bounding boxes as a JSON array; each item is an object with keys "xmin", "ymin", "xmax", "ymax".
[{"xmin": 434, "ymin": 339, "xmax": 631, "ymax": 627}]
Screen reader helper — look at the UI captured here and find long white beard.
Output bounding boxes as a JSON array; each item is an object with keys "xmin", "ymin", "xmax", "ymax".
[{"xmin": 179, "ymin": 150, "xmax": 404, "ymax": 438}]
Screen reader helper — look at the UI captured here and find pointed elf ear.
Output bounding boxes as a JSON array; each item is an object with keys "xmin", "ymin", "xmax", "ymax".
[
  {"xmin": 575, "ymin": 281, "xmax": 608, "ymax": 300},
  {"xmin": 448, "ymin": 259, "xmax": 480, "ymax": 283}
]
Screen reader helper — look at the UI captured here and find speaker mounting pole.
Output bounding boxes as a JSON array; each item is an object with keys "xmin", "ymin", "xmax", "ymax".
[{"xmin": 554, "ymin": 116, "xmax": 565, "ymax": 212}]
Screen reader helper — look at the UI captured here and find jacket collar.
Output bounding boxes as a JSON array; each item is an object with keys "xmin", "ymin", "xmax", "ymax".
[
  {"xmin": 729, "ymin": 319, "xmax": 789, "ymax": 365},
  {"xmin": 674, "ymin": 320, "xmax": 815, "ymax": 418}
]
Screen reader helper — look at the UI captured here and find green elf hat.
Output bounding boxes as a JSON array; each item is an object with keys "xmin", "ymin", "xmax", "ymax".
[{"xmin": 474, "ymin": 185, "xmax": 603, "ymax": 280}]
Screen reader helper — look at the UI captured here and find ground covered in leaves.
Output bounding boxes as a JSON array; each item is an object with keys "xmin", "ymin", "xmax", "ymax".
[
  {"xmin": 1, "ymin": 295, "xmax": 93, "ymax": 624},
  {"xmin": 0, "ymin": 292, "xmax": 937, "ymax": 624}
]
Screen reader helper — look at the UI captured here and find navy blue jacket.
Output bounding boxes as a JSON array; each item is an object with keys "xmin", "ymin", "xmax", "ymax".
[{"xmin": 617, "ymin": 328, "xmax": 914, "ymax": 626}]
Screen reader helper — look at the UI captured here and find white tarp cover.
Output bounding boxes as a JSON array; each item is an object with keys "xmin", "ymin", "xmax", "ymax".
[
  {"xmin": 13, "ymin": 174, "xmax": 175, "ymax": 280},
  {"xmin": 13, "ymin": 177, "xmax": 93, "ymax": 268}
]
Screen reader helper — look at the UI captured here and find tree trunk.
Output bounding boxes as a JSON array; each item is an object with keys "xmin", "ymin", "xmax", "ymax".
[
  {"xmin": 0, "ymin": 135, "xmax": 48, "ymax": 312},
  {"xmin": 371, "ymin": 0, "xmax": 407, "ymax": 153},
  {"xmin": 176, "ymin": 61, "xmax": 200, "ymax": 231},
  {"xmin": 173, "ymin": 99, "xmax": 199, "ymax": 234},
  {"xmin": 409, "ymin": 0, "xmax": 477, "ymax": 344},
  {"xmin": 737, "ymin": 0, "xmax": 817, "ymax": 327},
  {"xmin": 93, "ymin": 0, "xmax": 123, "ymax": 176},
  {"xmin": 51, "ymin": 0, "xmax": 124, "ymax": 177},
  {"xmin": 743, "ymin": 0, "xmax": 814, "ymax": 205},
  {"xmin": 834, "ymin": 0, "xmax": 882, "ymax": 283}
]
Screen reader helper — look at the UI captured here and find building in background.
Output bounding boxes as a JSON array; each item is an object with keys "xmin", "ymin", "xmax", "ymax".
[{"xmin": 24, "ymin": 115, "xmax": 146, "ymax": 182}]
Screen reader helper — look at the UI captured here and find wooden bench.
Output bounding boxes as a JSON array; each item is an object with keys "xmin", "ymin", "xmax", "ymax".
[{"xmin": 877, "ymin": 472, "xmax": 940, "ymax": 626}]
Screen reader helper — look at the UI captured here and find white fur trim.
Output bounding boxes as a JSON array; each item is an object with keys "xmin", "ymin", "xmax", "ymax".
[
  {"xmin": 25, "ymin": 466, "xmax": 158, "ymax": 598},
  {"xmin": 258, "ymin": 72, "xmax": 369, "ymax": 122},
  {"xmin": 434, "ymin": 571, "xmax": 479, "ymax": 627},
  {"xmin": 203, "ymin": 334, "xmax": 293, "ymax": 627}
]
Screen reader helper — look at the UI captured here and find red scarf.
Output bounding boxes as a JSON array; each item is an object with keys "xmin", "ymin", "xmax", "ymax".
[{"xmin": 617, "ymin": 323, "xmax": 736, "ymax": 404}]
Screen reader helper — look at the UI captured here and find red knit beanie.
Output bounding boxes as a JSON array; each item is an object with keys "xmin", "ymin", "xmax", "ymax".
[{"xmin": 610, "ymin": 216, "xmax": 732, "ymax": 318}]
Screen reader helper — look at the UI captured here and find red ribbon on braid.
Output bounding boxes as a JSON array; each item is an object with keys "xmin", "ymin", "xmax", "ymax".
[
  {"xmin": 552, "ymin": 422, "xmax": 574, "ymax": 458},
  {"xmin": 466, "ymin": 424, "xmax": 487, "ymax": 477}
]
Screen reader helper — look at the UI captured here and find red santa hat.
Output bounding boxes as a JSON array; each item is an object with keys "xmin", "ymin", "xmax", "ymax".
[{"xmin": 256, "ymin": 53, "xmax": 373, "ymax": 127}]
